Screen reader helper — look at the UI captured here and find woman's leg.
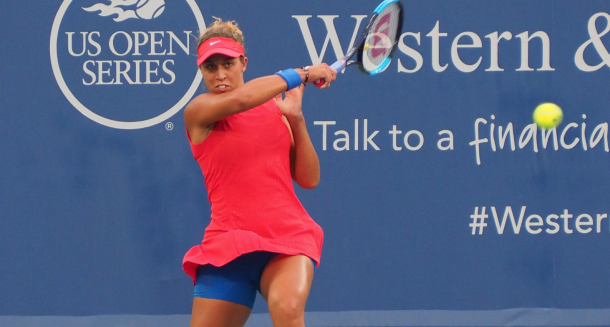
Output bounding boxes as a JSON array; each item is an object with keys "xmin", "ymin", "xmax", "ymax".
[
  {"xmin": 259, "ymin": 255, "xmax": 315, "ymax": 327},
  {"xmin": 190, "ymin": 298, "xmax": 252, "ymax": 327}
]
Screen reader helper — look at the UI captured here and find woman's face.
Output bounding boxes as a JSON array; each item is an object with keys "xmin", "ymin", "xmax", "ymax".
[{"xmin": 200, "ymin": 54, "xmax": 248, "ymax": 94}]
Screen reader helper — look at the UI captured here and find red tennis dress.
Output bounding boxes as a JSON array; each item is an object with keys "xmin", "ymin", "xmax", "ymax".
[{"xmin": 183, "ymin": 99, "xmax": 324, "ymax": 283}]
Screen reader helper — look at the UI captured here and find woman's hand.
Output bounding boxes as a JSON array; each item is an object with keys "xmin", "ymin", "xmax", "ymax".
[
  {"xmin": 275, "ymin": 83, "xmax": 305, "ymax": 121},
  {"xmin": 304, "ymin": 63, "xmax": 337, "ymax": 88}
]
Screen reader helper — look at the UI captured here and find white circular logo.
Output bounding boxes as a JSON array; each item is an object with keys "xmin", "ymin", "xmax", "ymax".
[{"xmin": 50, "ymin": 0, "xmax": 205, "ymax": 129}]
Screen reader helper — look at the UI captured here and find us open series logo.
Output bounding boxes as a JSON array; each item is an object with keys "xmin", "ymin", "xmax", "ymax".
[{"xmin": 50, "ymin": 0, "xmax": 205, "ymax": 129}]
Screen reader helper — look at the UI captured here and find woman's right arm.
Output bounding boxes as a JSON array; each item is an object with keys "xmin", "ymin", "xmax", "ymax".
[
  {"xmin": 184, "ymin": 64, "xmax": 335, "ymax": 143},
  {"xmin": 185, "ymin": 75, "xmax": 290, "ymax": 132}
]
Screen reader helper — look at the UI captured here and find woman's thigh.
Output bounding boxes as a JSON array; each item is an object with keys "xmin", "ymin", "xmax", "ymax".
[
  {"xmin": 190, "ymin": 297, "xmax": 252, "ymax": 327},
  {"xmin": 259, "ymin": 255, "xmax": 315, "ymax": 326}
]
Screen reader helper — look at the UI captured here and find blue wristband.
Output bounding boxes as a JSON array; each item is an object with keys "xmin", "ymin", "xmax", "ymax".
[{"xmin": 275, "ymin": 68, "xmax": 302, "ymax": 91}]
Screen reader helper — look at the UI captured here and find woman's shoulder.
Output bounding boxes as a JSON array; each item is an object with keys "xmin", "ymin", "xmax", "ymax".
[
  {"xmin": 184, "ymin": 93, "xmax": 218, "ymax": 144},
  {"xmin": 185, "ymin": 93, "xmax": 211, "ymax": 112}
]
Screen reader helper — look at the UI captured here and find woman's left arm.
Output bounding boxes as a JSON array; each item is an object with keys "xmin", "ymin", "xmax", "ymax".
[{"xmin": 276, "ymin": 84, "xmax": 320, "ymax": 189}]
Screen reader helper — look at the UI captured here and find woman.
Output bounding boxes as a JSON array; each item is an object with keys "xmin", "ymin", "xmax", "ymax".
[{"xmin": 183, "ymin": 18, "xmax": 337, "ymax": 327}]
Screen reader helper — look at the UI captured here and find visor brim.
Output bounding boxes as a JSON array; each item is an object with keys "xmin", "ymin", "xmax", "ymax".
[{"xmin": 197, "ymin": 49, "xmax": 242, "ymax": 66}]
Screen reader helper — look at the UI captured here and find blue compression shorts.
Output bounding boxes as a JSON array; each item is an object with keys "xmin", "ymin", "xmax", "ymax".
[{"xmin": 194, "ymin": 251, "xmax": 315, "ymax": 308}]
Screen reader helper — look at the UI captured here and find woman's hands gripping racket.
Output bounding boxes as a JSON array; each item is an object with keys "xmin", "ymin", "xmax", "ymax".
[{"xmin": 314, "ymin": 0, "xmax": 403, "ymax": 87}]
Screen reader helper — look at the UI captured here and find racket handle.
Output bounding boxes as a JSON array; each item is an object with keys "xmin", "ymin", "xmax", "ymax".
[{"xmin": 314, "ymin": 60, "xmax": 346, "ymax": 88}]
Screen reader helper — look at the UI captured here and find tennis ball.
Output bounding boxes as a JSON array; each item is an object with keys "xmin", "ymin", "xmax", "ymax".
[
  {"xmin": 364, "ymin": 43, "xmax": 370, "ymax": 50},
  {"xmin": 533, "ymin": 103, "xmax": 563, "ymax": 129},
  {"xmin": 136, "ymin": 0, "xmax": 165, "ymax": 19}
]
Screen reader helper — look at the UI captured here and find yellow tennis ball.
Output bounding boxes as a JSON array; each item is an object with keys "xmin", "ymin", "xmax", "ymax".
[
  {"xmin": 533, "ymin": 103, "xmax": 563, "ymax": 129},
  {"xmin": 364, "ymin": 43, "xmax": 370, "ymax": 50}
]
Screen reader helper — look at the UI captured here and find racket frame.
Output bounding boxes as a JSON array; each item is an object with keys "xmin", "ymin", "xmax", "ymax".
[{"xmin": 336, "ymin": 0, "xmax": 403, "ymax": 75}]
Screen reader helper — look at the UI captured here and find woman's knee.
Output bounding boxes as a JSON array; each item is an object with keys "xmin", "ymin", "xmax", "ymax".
[{"xmin": 267, "ymin": 293, "xmax": 305, "ymax": 322}]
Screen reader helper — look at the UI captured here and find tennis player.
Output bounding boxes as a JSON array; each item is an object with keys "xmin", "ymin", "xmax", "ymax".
[{"xmin": 183, "ymin": 18, "xmax": 336, "ymax": 327}]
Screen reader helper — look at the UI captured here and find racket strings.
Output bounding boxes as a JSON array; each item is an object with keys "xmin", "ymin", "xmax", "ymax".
[{"xmin": 362, "ymin": 3, "xmax": 401, "ymax": 71}]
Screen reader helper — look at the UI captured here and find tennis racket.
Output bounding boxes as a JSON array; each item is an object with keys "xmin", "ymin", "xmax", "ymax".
[{"xmin": 314, "ymin": 0, "xmax": 403, "ymax": 87}]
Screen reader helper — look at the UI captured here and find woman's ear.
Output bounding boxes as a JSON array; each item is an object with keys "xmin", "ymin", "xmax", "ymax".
[{"xmin": 241, "ymin": 56, "xmax": 248, "ymax": 72}]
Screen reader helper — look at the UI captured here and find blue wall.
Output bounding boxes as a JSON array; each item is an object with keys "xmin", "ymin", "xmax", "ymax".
[{"xmin": 2, "ymin": 0, "xmax": 610, "ymax": 325}]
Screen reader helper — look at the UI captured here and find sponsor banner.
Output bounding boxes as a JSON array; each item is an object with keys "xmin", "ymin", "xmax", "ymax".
[
  {"xmin": 50, "ymin": 0, "xmax": 205, "ymax": 129},
  {"xmin": 1, "ymin": 0, "xmax": 610, "ymax": 319}
]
